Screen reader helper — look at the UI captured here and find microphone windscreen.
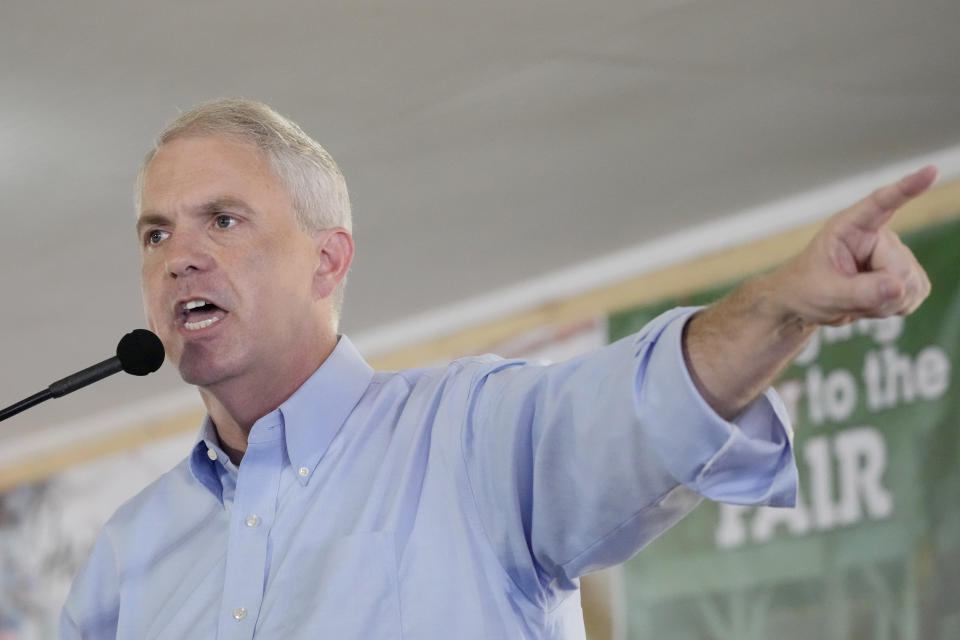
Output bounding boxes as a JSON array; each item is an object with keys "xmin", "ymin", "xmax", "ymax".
[{"xmin": 116, "ymin": 329, "xmax": 165, "ymax": 376}]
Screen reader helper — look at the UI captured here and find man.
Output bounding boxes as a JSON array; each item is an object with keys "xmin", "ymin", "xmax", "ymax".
[{"xmin": 61, "ymin": 98, "xmax": 935, "ymax": 639}]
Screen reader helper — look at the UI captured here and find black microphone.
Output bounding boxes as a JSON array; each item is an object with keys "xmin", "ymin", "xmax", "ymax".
[{"xmin": 0, "ymin": 329, "xmax": 165, "ymax": 422}]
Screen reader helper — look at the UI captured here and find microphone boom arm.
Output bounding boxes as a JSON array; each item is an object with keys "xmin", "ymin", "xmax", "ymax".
[
  {"xmin": 0, "ymin": 329, "xmax": 164, "ymax": 423},
  {"xmin": 0, "ymin": 389, "xmax": 54, "ymax": 422}
]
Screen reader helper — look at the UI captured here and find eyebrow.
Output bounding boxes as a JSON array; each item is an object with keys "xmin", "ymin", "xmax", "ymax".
[
  {"xmin": 135, "ymin": 213, "xmax": 170, "ymax": 238},
  {"xmin": 196, "ymin": 197, "xmax": 257, "ymax": 217},
  {"xmin": 136, "ymin": 197, "xmax": 257, "ymax": 237}
]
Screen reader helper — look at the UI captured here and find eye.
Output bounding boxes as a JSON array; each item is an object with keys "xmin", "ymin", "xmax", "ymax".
[
  {"xmin": 215, "ymin": 214, "xmax": 237, "ymax": 229},
  {"xmin": 146, "ymin": 229, "xmax": 169, "ymax": 245}
]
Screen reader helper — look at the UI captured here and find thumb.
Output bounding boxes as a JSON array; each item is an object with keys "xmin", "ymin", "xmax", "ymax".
[{"xmin": 838, "ymin": 271, "xmax": 902, "ymax": 314}]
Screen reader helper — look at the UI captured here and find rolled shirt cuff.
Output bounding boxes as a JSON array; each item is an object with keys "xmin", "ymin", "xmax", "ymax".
[{"xmin": 637, "ymin": 307, "xmax": 798, "ymax": 507}]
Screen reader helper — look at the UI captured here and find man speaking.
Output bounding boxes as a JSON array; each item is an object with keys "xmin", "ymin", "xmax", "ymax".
[{"xmin": 60, "ymin": 99, "xmax": 935, "ymax": 638}]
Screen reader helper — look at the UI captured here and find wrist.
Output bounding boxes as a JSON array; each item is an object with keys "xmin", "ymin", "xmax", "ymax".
[{"xmin": 752, "ymin": 269, "xmax": 820, "ymax": 345}]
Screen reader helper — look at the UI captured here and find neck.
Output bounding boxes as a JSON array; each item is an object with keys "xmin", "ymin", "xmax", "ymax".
[{"xmin": 199, "ymin": 332, "xmax": 338, "ymax": 466}]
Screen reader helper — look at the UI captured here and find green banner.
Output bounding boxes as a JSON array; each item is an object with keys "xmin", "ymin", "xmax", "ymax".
[{"xmin": 610, "ymin": 217, "xmax": 960, "ymax": 640}]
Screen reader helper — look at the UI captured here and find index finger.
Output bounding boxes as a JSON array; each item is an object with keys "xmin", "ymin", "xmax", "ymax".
[{"xmin": 845, "ymin": 165, "xmax": 939, "ymax": 231}]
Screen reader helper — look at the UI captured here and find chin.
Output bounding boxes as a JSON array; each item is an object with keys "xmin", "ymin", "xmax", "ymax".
[
  {"xmin": 176, "ymin": 347, "xmax": 244, "ymax": 388},
  {"xmin": 178, "ymin": 366, "xmax": 223, "ymax": 387},
  {"xmin": 178, "ymin": 362, "xmax": 223, "ymax": 387}
]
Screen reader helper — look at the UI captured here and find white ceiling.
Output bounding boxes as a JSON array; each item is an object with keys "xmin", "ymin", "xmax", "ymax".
[{"xmin": 1, "ymin": 0, "xmax": 959, "ymax": 441}]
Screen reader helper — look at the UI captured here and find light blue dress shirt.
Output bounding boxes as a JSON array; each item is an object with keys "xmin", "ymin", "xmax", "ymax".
[{"xmin": 61, "ymin": 307, "xmax": 796, "ymax": 639}]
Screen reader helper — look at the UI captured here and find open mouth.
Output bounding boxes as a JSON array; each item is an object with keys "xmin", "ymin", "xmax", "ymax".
[{"xmin": 180, "ymin": 299, "xmax": 227, "ymax": 331}]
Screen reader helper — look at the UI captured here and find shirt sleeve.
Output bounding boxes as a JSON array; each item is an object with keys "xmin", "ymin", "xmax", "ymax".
[
  {"xmin": 60, "ymin": 529, "xmax": 121, "ymax": 640},
  {"xmin": 459, "ymin": 306, "xmax": 798, "ymax": 606}
]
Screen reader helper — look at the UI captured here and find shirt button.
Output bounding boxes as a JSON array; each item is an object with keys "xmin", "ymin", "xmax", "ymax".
[
  {"xmin": 245, "ymin": 514, "xmax": 261, "ymax": 528},
  {"xmin": 206, "ymin": 448, "xmax": 217, "ymax": 461},
  {"xmin": 233, "ymin": 607, "xmax": 247, "ymax": 620},
  {"xmin": 298, "ymin": 466, "xmax": 309, "ymax": 478}
]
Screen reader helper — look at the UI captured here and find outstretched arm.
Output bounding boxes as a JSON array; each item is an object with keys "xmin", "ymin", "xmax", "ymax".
[{"xmin": 684, "ymin": 165, "xmax": 939, "ymax": 419}]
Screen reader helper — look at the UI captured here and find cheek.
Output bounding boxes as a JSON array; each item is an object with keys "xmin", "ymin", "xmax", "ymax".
[
  {"xmin": 251, "ymin": 244, "xmax": 315, "ymax": 291},
  {"xmin": 140, "ymin": 265, "xmax": 167, "ymax": 329}
]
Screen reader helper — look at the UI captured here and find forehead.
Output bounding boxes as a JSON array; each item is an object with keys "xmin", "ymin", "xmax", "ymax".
[{"xmin": 140, "ymin": 135, "xmax": 287, "ymax": 213}]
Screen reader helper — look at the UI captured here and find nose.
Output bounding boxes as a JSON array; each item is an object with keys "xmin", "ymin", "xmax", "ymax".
[{"xmin": 164, "ymin": 229, "xmax": 215, "ymax": 278}]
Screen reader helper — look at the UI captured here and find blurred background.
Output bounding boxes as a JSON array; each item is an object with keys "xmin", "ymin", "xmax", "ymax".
[{"xmin": 1, "ymin": 1, "xmax": 959, "ymax": 638}]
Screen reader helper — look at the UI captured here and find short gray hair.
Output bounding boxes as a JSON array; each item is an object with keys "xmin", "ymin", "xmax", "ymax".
[{"xmin": 136, "ymin": 98, "xmax": 352, "ymax": 315}]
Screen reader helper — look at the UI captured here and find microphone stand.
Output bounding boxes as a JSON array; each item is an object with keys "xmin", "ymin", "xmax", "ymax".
[
  {"xmin": 0, "ymin": 390, "xmax": 53, "ymax": 422},
  {"xmin": 0, "ymin": 358, "xmax": 123, "ymax": 422},
  {"xmin": 0, "ymin": 329, "xmax": 163, "ymax": 423}
]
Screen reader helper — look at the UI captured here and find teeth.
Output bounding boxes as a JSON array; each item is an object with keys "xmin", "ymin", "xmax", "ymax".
[
  {"xmin": 184, "ymin": 299, "xmax": 209, "ymax": 310},
  {"xmin": 184, "ymin": 316, "xmax": 220, "ymax": 331}
]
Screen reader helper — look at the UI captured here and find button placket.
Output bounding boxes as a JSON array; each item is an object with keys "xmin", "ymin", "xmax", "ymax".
[{"xmin": 217, "ymin": 422, "xmax": 283, "ymax": 638}]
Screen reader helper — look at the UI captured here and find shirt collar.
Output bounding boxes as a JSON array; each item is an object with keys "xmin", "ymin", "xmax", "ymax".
[
  {"xmin": 189, "ymin": 416, "xmax": 231, "ymax": 503},
  {"xmin": 279, "ymin": 335, "xmax": 374, "ymax": 485},
  {"xmin": 188, "ymin": 335, "xmax": 374, "ymax": 494}
]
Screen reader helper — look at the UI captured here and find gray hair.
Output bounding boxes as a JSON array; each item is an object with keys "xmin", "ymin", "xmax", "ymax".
[{"xmin": 136, "ymin": 98, "xmax": 352, "ymax": 316}]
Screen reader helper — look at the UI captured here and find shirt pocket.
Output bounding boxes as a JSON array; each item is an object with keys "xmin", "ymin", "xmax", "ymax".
[{"xmin": 257, "ymin": 530, "xmax": 403, "ymax": 639}]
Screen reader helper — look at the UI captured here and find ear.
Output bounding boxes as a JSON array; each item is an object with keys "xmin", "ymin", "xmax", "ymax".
[{"xmin": 312, "ymin": 228, "xmax": 354, "ymax": 300}]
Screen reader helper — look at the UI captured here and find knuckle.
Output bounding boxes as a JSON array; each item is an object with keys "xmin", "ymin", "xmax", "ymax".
[{"xmin": 904, "ymin": 274, "xmax": 920, "ymax": 296}]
